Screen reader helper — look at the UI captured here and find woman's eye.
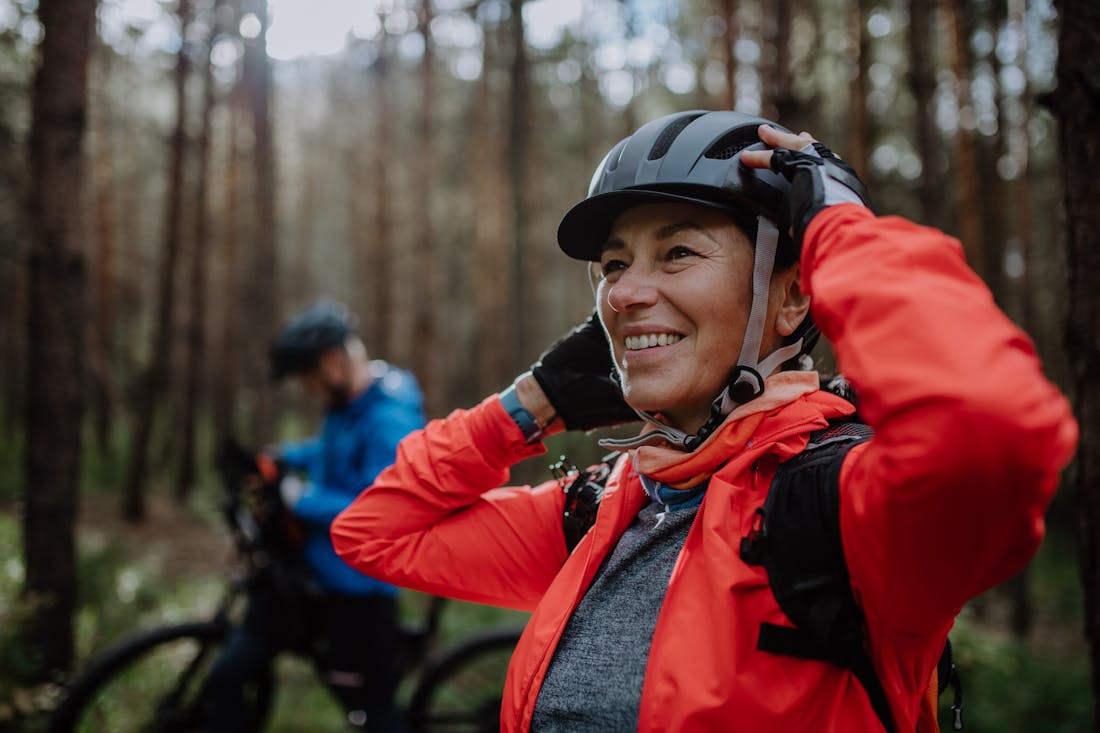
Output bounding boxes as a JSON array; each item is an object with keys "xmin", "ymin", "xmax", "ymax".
[
  {"xmin": 667, "ymin": 245, "xmax": 697, "ymax": 260},
  {"xmin": 601, "ymin": 259, "xmax": 627, "ymax": 277}
]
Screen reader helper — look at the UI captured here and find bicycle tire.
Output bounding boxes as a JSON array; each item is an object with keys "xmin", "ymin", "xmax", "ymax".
[
  {"xmin": 49, "ymin": 620, "xmax": 274, "ymax": 733},
  {"xmin": 406, "ymin": 626, "xmax": 523, "ymax": 733}
]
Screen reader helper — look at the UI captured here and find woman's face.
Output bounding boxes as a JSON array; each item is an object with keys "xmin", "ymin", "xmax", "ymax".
[{"xmin": 596, "ymin": 202, "xmax": 790, "ymax": 433}]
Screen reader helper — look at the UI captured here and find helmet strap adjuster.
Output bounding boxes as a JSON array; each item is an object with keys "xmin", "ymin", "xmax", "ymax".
[{"xmin": 729, "ymin": 366, "xmax": 765, "ymax": 405}]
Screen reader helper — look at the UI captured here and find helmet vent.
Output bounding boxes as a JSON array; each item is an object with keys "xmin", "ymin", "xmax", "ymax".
[
  {"xmin": 705, "ymin": 138, "xmax": 754, "ymax": 160},
  {"xmin": 648, "ymin": 113, "xmax": 704, "ymax": 160}
]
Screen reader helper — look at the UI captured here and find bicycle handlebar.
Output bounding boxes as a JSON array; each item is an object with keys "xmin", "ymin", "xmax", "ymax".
[{"xmin": 215, "ymin": 438, "xmax": 304, "ymax": 566}]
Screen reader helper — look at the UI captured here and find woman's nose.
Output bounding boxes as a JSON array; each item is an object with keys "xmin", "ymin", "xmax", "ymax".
[{"xmin": 606, "ymin": 267, "xmax": 659, "ymax": 312}]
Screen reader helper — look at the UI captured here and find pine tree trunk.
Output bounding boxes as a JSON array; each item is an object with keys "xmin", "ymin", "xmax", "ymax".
[
  {"xmin": 214, "ymin": 80, "xmax": 243, "ymax": 449},
  {"xmin": 944, "ymin": 0, "xmax": 984, "ymax": 275},
  {"xmin": 766, "ymin": 0, "xmax": 796, "ymax": 123},
  {"xmin": 719, "ymin": 0, "xmax": 737, "ymax": 111},
  {"xmin": 1053, "ymin": 0, "xmax": 1100, "ymax": 727},
  {"xmin": 89, "ymin": 39, "xmax": 117, "ymax": 454},
  {"xmin": 23, "ymin": 0, "xmax": 95, "ymax": 675},
  {"xmin": 906, "ymin": 0, "xmax": 940, "ymax": 228},
  {"xmin": 412, "ymin": 0, "xmax": 438, "ymax": 414},
  {"xmin": 471, "ymin": 15, "xmax": 509, "ymax": 395},
  {"xmin": 509, "ymin": 0, "xmax": 530, "ymax": 370},
  {"xmin": 370, "ymin": 26, "xmax": 393, "ymax": 361},
  {"xmin": 847, "ymin": 0, "xmax": 872, "ymax": 178},
  {"xmin": 977, "ymin": 1, "xmax": 1007, "ymax": 304},
  {"xmin": 293, "ymin": 162, "xmax": 316, "ymax": 306},
  {"xmin": 177, "ymin": 3, "xmax": 219, "ymax": 500},
  {"xmin": 122, "ymin": 0, "xmax": 191, "ymax": 521},
  {"xmin": 242, "ymin": 0, "xmax": 276, "ymax": 443},
  {"xmin": 1008, "ymin": 0, "xmax": 1035, "ymax": 334}
]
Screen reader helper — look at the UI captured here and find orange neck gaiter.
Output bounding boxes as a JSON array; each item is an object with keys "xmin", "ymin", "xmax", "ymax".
[{"xmin": 626, "ymin": 371, "xmax": 821, "ymax": 489}]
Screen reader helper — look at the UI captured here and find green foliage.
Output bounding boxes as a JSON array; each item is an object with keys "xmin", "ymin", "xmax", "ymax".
[
  {"xmin": 0, "ymin": 516, "xmax": 61, "ymax": 729},
  {"xmin": 936, "ymin": 533, "xmax": 1091, "ymax": 733},
  {"xmin": 944, "ymin": 608, "xmax": 1091, "ymax": 733}
]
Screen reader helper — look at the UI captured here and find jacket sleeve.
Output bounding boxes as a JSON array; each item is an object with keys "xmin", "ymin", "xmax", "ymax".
[
  {"xmin": 293, "ymin": 390, "xmax": 426, "ymax": 528},
  {"xmin": 330, "ymin": 395, "xmax": 571, "ymax": 612},
  {"xmin": 280, "ymin": 439, "xmax": 321, "ymax": 472},
  {"xmin": 802, "ymin": 204, "xmax": 1079, "ymax": 634}
]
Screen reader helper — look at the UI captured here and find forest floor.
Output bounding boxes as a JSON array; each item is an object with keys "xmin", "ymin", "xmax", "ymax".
[{"xmin": 77, "ymin": 490, "xmax": 235, "ymax": 583}]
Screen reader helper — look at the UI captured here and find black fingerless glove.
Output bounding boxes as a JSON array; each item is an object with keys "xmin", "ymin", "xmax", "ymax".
[
  {"xmin": 530, "ymin": 313, "xmax": 639, "ymax": 431},
  {"xmin": 769, "ymin": 142, "xmax": 873, "ymax": 251}
]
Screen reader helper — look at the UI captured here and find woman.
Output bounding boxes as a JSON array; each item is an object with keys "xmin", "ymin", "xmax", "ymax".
[{"xmin": 331, "ymin": 112, "xmax": 1078, "ymax": 732}]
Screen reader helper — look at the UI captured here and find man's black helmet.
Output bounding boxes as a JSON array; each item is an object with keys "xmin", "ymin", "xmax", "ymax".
[
  {"xmin": 557, "ymin": 110, "xmax": 796, "ymax": 267},
  {"xmin": 269, "ymin": 300, "xmax": 355, "ymax": 380}
]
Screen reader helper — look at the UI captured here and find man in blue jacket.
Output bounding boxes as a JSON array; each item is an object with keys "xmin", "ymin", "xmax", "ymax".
[{"xmin": 204, "ymin": 299, "xmax": 426, "ymax": 732}]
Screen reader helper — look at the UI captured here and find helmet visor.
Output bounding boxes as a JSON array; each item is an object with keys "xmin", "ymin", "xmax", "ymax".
[{"xmin": 557, "ymin": 188, "xmax": 761, "ymax": 262}]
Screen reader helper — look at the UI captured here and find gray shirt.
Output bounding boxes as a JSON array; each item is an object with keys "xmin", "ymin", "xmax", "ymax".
[{"xmin": 530, "ymin": 499, "xmax": 700, "ymax": 732}]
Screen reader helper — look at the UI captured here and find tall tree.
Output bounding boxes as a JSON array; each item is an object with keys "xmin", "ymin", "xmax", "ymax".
[
  {"xmin": 241, "ymin": 0, "xmax": 277, "ymax": 442},
  {"xmin": 412, "ymin": 0, "xmax": 439, "ymax": 413},
  {"xmin": 122, "ymin": 0, "xmax": 192, "ymax": 521},
  {"xmin": 292, "ymin": 137, "xmax": 317, "ymax": 306},
  {"xmin": 977, "ymin": 0, "xmax": 1008, "ymax": 302},
  {"xmin": 369, "ymin": 24, "xmax": 394, "ymax": 361},
  {"xmin": 508, "ymin": 0, "xmax": 530, "ymax": 369},
  {"xmin": 847, "ymin": 0, "xmax": 872, "ymax": 178},
  {"xmin": 471, "ymin": 9, "xmax": 510, "ymax": 395},
  {"xmin": 1007, "ymin": 0, "xmax": 1035, "ymax": 331},
  {"xmin": 1053, "ymin": 0, "xmax": 1100, "ymax": 727},
  {"xmin": 88, "ymin": 37, "xmax": 118, "ymax": 453},
  {"xmin": 906, "ymin": 0, "xmax": 941, "ymax": 228},
  {"xmin": 214, "ymin": 78, "xmax": 244, "ymax": 449},
  {"xmin": 763, "ymin": 0, "xmax": 796, "ymax": 123},
  {"xmin": 988, "ymin": 0, "xmax": 1032, "ymax": 639},
  {"xmin": 943, "ymin": 0, "xmax": 984, "ymax": 275},
  {"xmin": 176, "ymin": 0, "xmax": 221, "ymax": 499},
  {"xmin": 23, "ymin": 0, "xmax": 96, "ymax": 674},
  {"xmin": 717, "ymin": 0, "xmax": 738, "ymax": 111}
]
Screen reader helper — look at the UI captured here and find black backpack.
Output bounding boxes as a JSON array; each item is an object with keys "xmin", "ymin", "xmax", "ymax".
[{"xmin": 553, "ymin": 422, "xmax": 963, "ymax": 732}]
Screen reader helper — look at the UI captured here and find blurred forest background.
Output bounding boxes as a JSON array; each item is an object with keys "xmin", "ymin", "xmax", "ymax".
[{"xmin": 1, "ymin": 0, "xmax": 1098, "ymax": 730}]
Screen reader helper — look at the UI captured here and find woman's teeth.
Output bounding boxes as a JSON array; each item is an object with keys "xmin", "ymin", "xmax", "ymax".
[{"xmin": 625, "ymin": 333, "xmax": 682, "ymax": 351}]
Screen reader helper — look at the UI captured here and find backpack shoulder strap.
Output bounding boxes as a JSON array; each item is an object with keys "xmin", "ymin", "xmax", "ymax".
[
  {"xmin": 739, "ymin": 422, "xmax": 899, "ymax": 733},
  {"xmin": 555, "ymin": 453, "xmax": 617, "ymax": 553}
]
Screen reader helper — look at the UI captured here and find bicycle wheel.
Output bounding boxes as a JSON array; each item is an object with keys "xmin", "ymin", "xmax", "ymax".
[
  {"xmin": 406, "ymin": 626, "xmax": 523, "ymax": 733},
  {"xmin": 49, "ymin": 620, "xmax": 274, "ymax": 733}
]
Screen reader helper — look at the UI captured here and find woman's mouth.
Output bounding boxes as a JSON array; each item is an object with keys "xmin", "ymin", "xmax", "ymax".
[{"xmin": 624, "ymin": 333, "xmax": 683, "ymax": 351}]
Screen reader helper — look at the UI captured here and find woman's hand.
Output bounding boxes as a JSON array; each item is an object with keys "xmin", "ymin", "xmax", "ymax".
[
  {"xmin": 740, "ymin": 125, "xmax": 818, "ymax": 169},
  {"xmin": 742, "ymin": 124, "xmax": 872, "ymax": 251},
  {"xmin": 526, "ymin": 312, "xmax": 639, "ymax": 432}
]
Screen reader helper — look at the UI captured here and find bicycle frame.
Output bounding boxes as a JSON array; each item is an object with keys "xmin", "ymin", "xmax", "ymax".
[{"xmin": 50, "ymin": 438, "xmax": 521, "ymax": 733}]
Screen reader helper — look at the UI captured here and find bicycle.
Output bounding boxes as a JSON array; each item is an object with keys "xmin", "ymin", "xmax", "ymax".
[{"xmin": 48, "ymin": 439, "xmax": 524, "ymax": 733}]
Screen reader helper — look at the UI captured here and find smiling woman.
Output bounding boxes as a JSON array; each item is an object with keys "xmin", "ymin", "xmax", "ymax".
[{"xmin": 329, "ymin": 110, "xmax": 1079, "ymax": 733}]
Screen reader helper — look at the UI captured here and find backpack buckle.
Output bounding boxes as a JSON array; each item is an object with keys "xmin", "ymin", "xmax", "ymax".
[{"xmin": 740, "ymin": 507, "xmax": 767, "ymax": 565}]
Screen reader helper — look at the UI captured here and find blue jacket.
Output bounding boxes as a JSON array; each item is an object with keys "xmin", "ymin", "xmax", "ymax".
[{"xmin": 280, "ymin": 360, "xmax": 425, "ymax": 595}]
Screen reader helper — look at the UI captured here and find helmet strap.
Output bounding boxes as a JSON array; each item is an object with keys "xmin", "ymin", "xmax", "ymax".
[{"xmin": 720, "ymin": 216, "xmax": 803, "ymax": 413}]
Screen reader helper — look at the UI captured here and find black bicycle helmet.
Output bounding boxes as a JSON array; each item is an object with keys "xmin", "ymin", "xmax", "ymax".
[
  {"xmin": 269, "ymin": 299, "xmax": 355, "ymax": 380},
  {"xmin": 557, "ymin": 111, "xmax": 821, "ymax": 450},
  {"xmin": 558, "ymin": 110, "xmax": 797, "ymax": 267}
]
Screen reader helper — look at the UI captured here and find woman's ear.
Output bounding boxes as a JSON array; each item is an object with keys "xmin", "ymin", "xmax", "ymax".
[{"xmin": 774, "ymin": 266, "xmax": 811, "ymax": 337}]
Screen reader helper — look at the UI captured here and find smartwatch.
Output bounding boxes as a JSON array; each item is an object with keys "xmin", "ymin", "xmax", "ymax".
[{"xmin": 499, "ymin": 385, "xmax": 543, "ymax": 444}]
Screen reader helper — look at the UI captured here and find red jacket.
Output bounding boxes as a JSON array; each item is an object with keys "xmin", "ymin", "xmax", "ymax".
[{"xmin": 332, "ymin": 205, "xmax": 1078, "ymax": 732}]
